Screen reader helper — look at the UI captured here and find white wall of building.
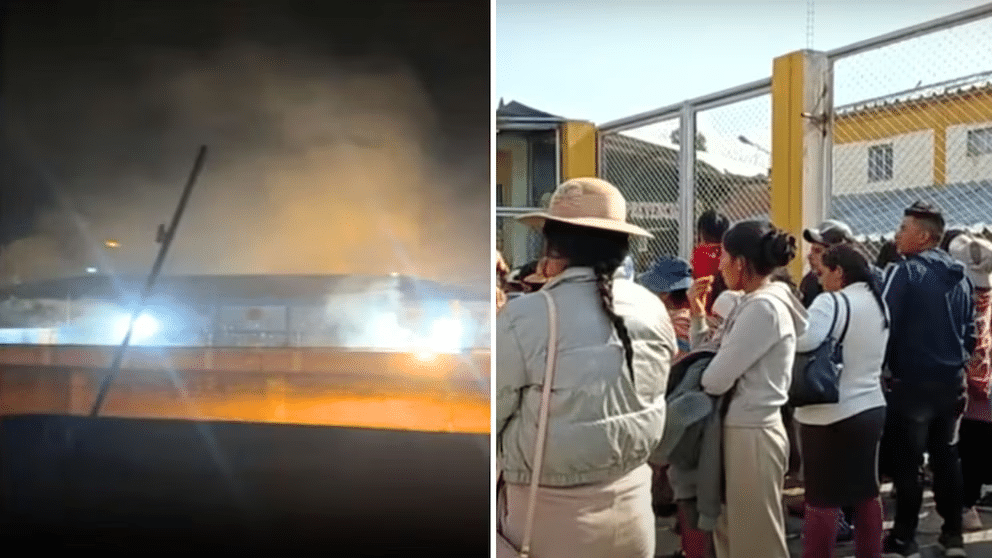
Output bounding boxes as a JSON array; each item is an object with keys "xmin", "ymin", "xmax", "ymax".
[
  {"xmin": 945, "ymin": 121, "xmax": 992, "ymax": 184},
  {"xmin": 832, "ymin": 130, "xmax": 934, "ymax": 195}
]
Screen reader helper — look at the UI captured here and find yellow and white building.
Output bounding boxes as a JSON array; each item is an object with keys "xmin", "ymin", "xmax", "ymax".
[{"xmin": 830, "ymin": 73, "xmax": 992, "ymax": 237}]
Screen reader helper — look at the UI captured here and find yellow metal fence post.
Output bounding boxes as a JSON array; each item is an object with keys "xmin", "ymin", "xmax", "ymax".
[
  {"xmin": 561, "ymin": 121, "xmax": 598, "ymax": 180},
  {"xmin": 771, "ymin": 50, "xmax": 832, "ymax": 282}
]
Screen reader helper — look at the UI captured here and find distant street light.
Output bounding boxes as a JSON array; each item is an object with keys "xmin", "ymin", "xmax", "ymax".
[
  {"xmin": 104, "ymin": 240, "xmax": 120, "ymax": 248},
  {"xmin": 86, "ymin": 267, "xmax": 98, "ymax": 274},
  {"xmin": 738, "ymin": 135, "xmax": 771, "ymax": 155}
]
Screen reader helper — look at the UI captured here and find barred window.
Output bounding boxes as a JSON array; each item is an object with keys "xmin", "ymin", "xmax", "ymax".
[
  {"xmin": 867, "ymin": 144, "xmax": 893, "ymax": 182},
  {"xmin": 966, "ymin": 127, "xmax": 992, "ymax": 157}
]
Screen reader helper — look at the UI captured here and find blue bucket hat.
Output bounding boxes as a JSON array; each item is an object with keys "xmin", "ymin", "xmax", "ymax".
[{"xmin": 638, "ymin": 256, "xmax": 693, "ymax": 294}]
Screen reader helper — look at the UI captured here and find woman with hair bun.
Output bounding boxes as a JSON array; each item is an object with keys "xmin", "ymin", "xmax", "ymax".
[{"xmin": 689, "ymin": 220, "xmax": 809, "ymax": 558}]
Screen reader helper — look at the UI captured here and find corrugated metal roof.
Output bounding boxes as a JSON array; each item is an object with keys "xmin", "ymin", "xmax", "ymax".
[
  {"xmin": 830, "ymin": 180, "xmax": 992, "ymax": 239},
  {"xmin": 836, "ymin": 71, "xmax": 992, "ymax": 116},
  {"xmin": 496, "ymin": 100, "xmax": 564, "ymax": 120},
  {"xmin": 616, "ymin": 130, "xmax": 768, "ymax": 178}
]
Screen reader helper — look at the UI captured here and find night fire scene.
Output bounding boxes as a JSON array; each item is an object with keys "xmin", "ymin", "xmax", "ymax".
[{"xmin": 0, "ymin": 0, "xmax": 490, "ymax": 553}]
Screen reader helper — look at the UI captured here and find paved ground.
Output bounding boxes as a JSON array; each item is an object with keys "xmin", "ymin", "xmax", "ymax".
[{"xmin": 655, "ymin": 484, "xmax": 992, "ymax": 557}]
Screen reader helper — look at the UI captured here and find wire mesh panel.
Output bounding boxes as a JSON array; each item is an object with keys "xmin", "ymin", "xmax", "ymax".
[
  {"xmin": 694, "ymin": 94, "xmax": 772, "ymax": 238},
  {"xmin": 600, "ymin": 118, "xmax": 682, "ymax": 272},
  {"xmin": 829, "ymin": 14, "xmax": 992, "ymax": 246}
]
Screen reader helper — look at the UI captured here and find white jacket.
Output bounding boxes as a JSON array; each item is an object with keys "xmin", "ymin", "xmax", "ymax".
[
  {"xmin": 699, "ymin": 282, "xmax": 810, "ymax": 427},
  {"xmin": 496, "ymin": 267, "xmax": 677, "ymax": 487},
  {"xmin": 793, "ymin": 282, "xmax": 889, "ymax": 426}
]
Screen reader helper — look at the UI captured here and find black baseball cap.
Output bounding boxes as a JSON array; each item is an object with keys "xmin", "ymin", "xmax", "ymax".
[{"xmin": 803, "ymin": 220, "xmax": 855, "ymax": 246}]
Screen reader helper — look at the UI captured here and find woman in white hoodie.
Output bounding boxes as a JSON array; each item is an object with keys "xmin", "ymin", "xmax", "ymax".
[
  {"xmin": 690, "ymin": 220, "xmax": 809, "ymax": 558},
  {"xmin": 794, "ymin": 243, "xmax": 889, "ymax": 558}
]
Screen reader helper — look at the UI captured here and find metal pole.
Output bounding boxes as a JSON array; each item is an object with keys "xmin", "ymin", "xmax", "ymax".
[
  {"xmin": 678, "ymin": 104, "xmax": 697, "ymax": 261},
  {"xmin": 822, "ymin": 62, "xmax": 836, "ymax": 220},
  {"xmin": 90, "ymin": 145, "xmax": 208, "ymax": 417},
  {"xmin": 599, "ymin": 78, "xmax": 771, "ymax": 133},
  {"xmin": 826, "ymin": 2, "xmax": 992, "ymax": 60}
]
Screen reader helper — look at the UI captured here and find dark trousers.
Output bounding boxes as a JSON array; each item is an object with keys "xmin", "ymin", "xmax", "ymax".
[
  {"xmin": 782, "ymin": 404, "xmax": 801, "ymax": 477},
  {"xmin": 959, "ymin": 418, "xmax": 992, "ymax": 507},
  {"xmin": 886, "ymin": 379, "xmax": 967, "ymax": 540}
]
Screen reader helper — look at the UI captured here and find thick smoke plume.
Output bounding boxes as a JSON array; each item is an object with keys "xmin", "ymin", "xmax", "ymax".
[{"xmin": 1, "ymin": 14, "xmax": 489, "ymax": 287}]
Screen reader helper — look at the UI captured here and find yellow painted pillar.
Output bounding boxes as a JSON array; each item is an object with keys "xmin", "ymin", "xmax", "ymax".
[
  {"xmin": 560, "ymin": 121, "xmax": 598, "ymax": 180},
  {"xmin": 771, "ymin": 50, "xmax": 832, "ymax": 281}
]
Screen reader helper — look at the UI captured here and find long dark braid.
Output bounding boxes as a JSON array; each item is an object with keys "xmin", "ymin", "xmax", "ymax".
[
  {"xmin": 593, "ymin": 261, "xmax": 636, "ymax": 382},
  {"xmin": 543, "ymin": 220, "xmax": 636, "ymax": 382}
]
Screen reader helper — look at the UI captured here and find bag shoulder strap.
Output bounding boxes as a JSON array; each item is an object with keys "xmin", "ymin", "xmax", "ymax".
[
  {"xmin": 518, "ymin": 289, "xmax": 559, "ymax": 558},
  {"xmin": 827, "ymin": 292, "xmax": 841, "ymax": 340},
  {"xmin": 837, "ymin": 292, "xmax": 852, "ymax": 345}
]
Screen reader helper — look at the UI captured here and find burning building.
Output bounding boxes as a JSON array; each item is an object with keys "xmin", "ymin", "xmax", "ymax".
[{"xmin": 0, "ymin": 272, "xmax": 490, "ymax": 352}]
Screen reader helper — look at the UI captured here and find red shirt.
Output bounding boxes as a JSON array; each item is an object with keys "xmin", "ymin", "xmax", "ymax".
[{"xmin": 691, "ymin": 243, "xmax": 721, "ymax": 279}]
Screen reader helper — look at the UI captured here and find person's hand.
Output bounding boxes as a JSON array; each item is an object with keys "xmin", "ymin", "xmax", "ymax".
[
  {"xmin": 535, "ymin": 256, "xmax": 566, "ymax": 282},
  {"xmin": 535, "ymin": 257, "xmax": 552, "ymax": 280},
  {"xmin": 688, "ymin": 276, "xmax": 714, "ymax": 317}
]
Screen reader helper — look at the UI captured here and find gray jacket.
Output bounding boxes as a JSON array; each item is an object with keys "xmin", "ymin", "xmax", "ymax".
[
  {"xmin": 496, "ymin": 267, "xmax": 677, "ymax": 487},
  {"xmin": 652, "ymin": 350, "xmax": 728, "ymax": 531}
]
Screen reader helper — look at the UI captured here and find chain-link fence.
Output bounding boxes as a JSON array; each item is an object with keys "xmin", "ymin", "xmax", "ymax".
[
  {"xmin": 694, "ymin": 94, "xmax": 772, "ymax": 239},
  {"xmin": 599, "ymin": 82, "xmax": 771, "ymax": 274},
  {"xmin": 827, "ymin": 9, "xmax": 992, "ymax": 261},
  {"xmin": 600, "ymin": 117, "xmax": 682, "ymax": 272}
]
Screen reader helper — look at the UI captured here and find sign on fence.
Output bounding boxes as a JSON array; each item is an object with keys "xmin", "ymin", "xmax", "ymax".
[{"xmin": 628, "ymin": 202, "xmax": 679, "ymax": 221}]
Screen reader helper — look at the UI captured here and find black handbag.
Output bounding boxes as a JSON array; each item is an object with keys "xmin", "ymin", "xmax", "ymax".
[{"xmin": 789, "ymin": 292, "xmax": 851, "ymax": 407}]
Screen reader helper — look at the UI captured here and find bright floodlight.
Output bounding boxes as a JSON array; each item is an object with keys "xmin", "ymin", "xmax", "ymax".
[
  {"xmin": 428, "ymin": 317, "xmax": 463, "ymax": 353},
  {"xmin": 114, "ymin": 313, "xmax": 160, "ymax": 343},
  {"xmin": 134, "ymin": 314, "xmax": 159, "ymax": 339}
]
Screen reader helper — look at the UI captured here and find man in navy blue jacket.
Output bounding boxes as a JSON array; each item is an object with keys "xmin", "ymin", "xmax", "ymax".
[{"xmin": 881, "ymin": 201, "xmax": 976, "ymax": 558}]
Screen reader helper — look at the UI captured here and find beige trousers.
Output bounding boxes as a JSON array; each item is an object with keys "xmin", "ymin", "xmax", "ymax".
[
  {"xmin": 499, "ymin": 464, "xmax": 655, "ymax": 558},
  {"xmin": 713, "ymin": 422, "xmax": 790, "ymax": 558}
]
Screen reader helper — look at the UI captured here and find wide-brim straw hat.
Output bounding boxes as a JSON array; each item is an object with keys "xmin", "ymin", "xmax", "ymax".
[{"xmin": 516, "ymin": 177, "xmax": 652, "ymax": 238}]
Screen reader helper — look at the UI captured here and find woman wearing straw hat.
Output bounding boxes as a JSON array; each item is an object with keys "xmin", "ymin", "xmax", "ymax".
[{"xmin": 496, "ymin": 177, "xmax": 678, "ymax": 558}]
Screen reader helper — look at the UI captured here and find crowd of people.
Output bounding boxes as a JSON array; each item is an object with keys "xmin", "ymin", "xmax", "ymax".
[{"xmin": 495, "ymin": 176, "xmax": 992, "ymax": 558}]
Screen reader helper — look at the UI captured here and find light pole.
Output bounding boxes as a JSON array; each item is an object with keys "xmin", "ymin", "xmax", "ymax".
[
  {"xmin": 738, "ymin": 135, "xmax": 770, "ymax": 155},
  {"xmin": 738, "ymin": 135, "xmax": 772, "ymax": 176}
]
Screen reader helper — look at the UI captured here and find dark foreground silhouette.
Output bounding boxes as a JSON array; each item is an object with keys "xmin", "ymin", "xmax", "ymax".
[{"xmin": 0, "ymin": 414, "xmax": 489, "ymax": 553}]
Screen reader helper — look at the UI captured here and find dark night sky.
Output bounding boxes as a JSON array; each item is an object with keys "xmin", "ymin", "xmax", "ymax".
[{"xmin": 0, "ymin": 0, "xmax": 490, "ymax": 283}]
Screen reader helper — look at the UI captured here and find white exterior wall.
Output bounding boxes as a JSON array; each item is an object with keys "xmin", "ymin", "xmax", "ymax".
[
  {"xmin": 832, "ymin": 130, "xmax": 934, "ymax": 195},
  {"xmin": 945, "ymin": 121, "xmax": 992, "ymax": 184}
]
